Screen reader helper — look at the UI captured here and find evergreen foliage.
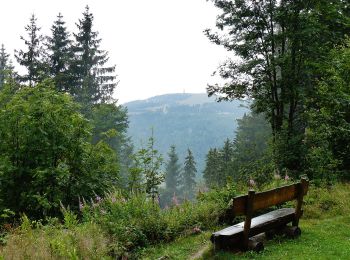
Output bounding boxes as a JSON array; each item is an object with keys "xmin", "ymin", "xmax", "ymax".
[
  {"xmin": 15, "ymin": 14, "xmax": 47, "ymax": 86},
  {"xmin": 0, "ymin": 44, "xmax": 10, "ymax": 90},
  {"xmin": 231, "ymin": 113, "xmax": 273, "ymax": 186},
  {"xmin": 71, "ymin": 6, "xmax": 117, "ymax": 111},
  {"xmin": 219, "ymin": 139, "xmax": 234, "ymax": 185},
  {"xmin": 181, "ymin": 149, "xmax": 197, "ymax": 200},
  {"xmin": 203, "ymin": 112, "xmax": 272, "ymax": 188},
  {"xmin": 46, "ymin": 13, "xmax": 73, "ymax": 93},
  {"xmin": 132, "ymin": 133, "xmax": 164, "ymax": 203},
  {"xmin": 203, "ymin": 148, "xmax": 221, "ymax": 188},
  {"xmin": 91, "ymin": 103, "xmax": 128, "ymax": 150},
  {"xmin": 165, "ymin": 146, "xmax": 181, "ymax": 195}
]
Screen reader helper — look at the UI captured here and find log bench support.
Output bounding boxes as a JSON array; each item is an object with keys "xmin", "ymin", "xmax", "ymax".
[{"xmin": 211, "ymin": 177, "xmax": 309, "ymax": 252}]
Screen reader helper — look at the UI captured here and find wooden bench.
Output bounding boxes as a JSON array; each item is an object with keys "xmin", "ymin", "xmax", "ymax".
[{"xmin": 211, "ymin": 178, "xmax": 309, "ymax": 252}]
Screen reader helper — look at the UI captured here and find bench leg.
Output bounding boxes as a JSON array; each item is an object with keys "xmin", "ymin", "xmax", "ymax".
[
  {"xmin": 283, "ymin": 226, "xmax": 301, "ymax": 239},
  {"xmin": 248, "ymin": 239, "xmax": 264, "ymax": 252},
  {"xmin": 265, "ymin": 224, "xmax": 287, "ymax": 240}
]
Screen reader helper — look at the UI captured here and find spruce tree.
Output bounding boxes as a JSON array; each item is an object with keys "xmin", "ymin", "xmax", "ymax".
[
  {"xmin": 15, "ymin": 14, "xmax": 47, "ymax": 86},
  {"xmin": 71, "ymin": 6, "xmax": 117, "ymax": 111},
  {"xmin": 133, "ymin": 134, "xmax": 164, "ymax": 203},
  {"xmin": 181, "ymin": 149, "xmax": 197, "ymax": 200},
  {"xmin": 165, "ymin": 145, "xmax": 181, "ymax": 196},
  {"xmin": 219, "ymin": 139, "xmax": 234, "ymax": 184},
  {"xmin": 46, "ymin": 13, "xmax": 73, "ymax": 92},
  {"xmin": 0, "ymin": 44, "xmax": 9, "ymax": 90},
  {"xmin": 203, "ymin": 148, "xmax": 221, "ymax": 188}
]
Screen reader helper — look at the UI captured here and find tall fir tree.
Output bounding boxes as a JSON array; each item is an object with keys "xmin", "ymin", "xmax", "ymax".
[
  {"xmin": 0, "ymin": 44, "xmax": 10, "ymax": 90},
  {"xmin": 219, "ymin": 139, "xmax": 234, "ymax": 184},
  {"xmin": 181, "ymin": 149, "xmax": 197, "ymax": 200},
  {"xmin": 165, "ymin": 145, "xmax": 181, "ymax": 196},
  {"xmin": 203, "ymin": 148, "xmax": 221, "ymax": 188},
  {"xmin": 71, "ymin": 6, "xmax": 117, "ymax": 112},
  {"xmin": 15, "ymin": 14, "xmax": 47, "ymax": 86},
  {"xmin": 46, "ymin": 13, "xmax": 73, "ymax": 93}
]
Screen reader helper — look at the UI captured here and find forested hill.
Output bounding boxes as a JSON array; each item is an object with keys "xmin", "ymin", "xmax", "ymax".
[{"xmin": 125, "ymin": 93, "xmax": 248, "ymax": 174}]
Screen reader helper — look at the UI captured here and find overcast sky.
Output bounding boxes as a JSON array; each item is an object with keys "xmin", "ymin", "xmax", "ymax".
[{"xmin": 1, "ymin": 0, "xmax": 230, "ymax": 103}]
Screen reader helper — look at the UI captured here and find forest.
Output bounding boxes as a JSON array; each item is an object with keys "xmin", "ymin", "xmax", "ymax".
[{"xmin": 0, "ymin": 1, "xmax": 349, "ymax": 259}]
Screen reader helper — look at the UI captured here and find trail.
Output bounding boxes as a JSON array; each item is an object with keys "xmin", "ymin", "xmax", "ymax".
[{"xmin": 189, "ymin": 244, "xmax": 211, "ymax": 260}]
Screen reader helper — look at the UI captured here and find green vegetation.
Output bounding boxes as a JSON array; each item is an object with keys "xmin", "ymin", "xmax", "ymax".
[
  {"xmin": 140, "ymin": 183, "xmax": 350, "ymax": 259},
  {"xmin": 180, "ymin": 149, "xmax": 197, "ymax": 201},
  {"xmin": 0, "ymin": 185, "xmax": 235, "ymax": 258},
  {"xmin": 0, "ymin": 82, "xmax": 119, "ymax": 218},
  {"xmin": 205, "ymin": 0, "xmax": 350, "ymax": 180},
  {"xmin": 204, "ymin": 113, "xmax": 272, "ymax": 188},
  {"xmin": 0, "ymin": 1, "xmax": 349, "ymax": 259}
]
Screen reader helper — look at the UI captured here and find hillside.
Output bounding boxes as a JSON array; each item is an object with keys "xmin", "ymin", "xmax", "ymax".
[{"xmin": 125, "ymin": 93, "xmax": 249, "ymax": 174}]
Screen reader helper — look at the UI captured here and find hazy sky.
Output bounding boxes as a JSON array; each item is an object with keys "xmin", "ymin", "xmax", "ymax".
[{"xmin": 1, "ymin": 0, "xmax": 230, "ymax": 103}]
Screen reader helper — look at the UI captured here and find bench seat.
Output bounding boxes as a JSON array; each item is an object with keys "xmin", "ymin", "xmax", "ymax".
[{"xmin": 211, "ymin": 208, "xmax": 295, "ymax": 245}]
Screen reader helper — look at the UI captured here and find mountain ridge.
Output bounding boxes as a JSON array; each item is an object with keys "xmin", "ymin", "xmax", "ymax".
[{"xmin": 125, "ymin": 93, "xmax": 249, "ymax": 174}]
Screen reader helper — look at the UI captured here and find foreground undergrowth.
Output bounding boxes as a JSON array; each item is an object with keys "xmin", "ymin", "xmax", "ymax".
[{"xmin": 0, "ymin": 182, "xmax": 349, "ymax": 259}]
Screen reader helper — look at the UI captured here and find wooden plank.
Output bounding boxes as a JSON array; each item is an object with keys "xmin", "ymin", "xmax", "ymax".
[
  {"xmin": 243, "ymin": 190, "xmax": 255, "ymax": 251},
  {"xmin": 231, "ymin": 179, "xmax": 309, "ymax": 216},
  {"xmin": 211, "ymin": 208, "xmax": 295, "ymax": 249},
  {"xmin": 231, "ymin": 195, "xmax": 247, "ymax": 216},
  {"xmin": 293, "ymin": 177, "xmax": 309, "ymax": 226},
  {"xmin": 252, "ymin": 184, "xmax": 298, "ymax": 212}
]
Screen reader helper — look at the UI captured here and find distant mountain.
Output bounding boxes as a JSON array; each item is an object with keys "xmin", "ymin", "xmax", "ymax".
[{"xmin": 125, "ymin": 93, "xmax": 249, "ymax": 175}]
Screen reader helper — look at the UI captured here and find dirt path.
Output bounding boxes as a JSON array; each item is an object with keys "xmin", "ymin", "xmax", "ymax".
[{"xmin": 189, "ymin": 244, "xmax": 211, "ymax": 260}]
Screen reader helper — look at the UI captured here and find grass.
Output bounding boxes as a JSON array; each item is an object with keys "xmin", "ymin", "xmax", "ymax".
[
  {"xmin": 139, "ymin": 231, "xmax": 212, "ymax": 260},
  {"xmin": 141, "ymin": 183, "xmax": 350, "ymax": 260},
  {"xmin": 141, "ymin": 216, "xmax": 350, "ymax": 260},
  {"xmin": 204, "ymin": 216, "xmax": 350, "ymax": 260},
  {"xmin": 1, "ymin": 183, "xmax": 349, "ymax": 259}
]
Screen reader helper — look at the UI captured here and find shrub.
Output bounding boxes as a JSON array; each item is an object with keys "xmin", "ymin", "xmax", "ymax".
[
  {"xmin": 0, "ymin": 82, "xmax": 119, "ymax": 218},
  {"xmin": 81, "ymin": 187, "xmax": 234, "ymax": 257}
]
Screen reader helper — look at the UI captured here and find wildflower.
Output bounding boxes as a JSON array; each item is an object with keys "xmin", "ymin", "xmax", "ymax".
[
  {"xmin": 192, "ymin": 226, "xmax": 201, "ymax": 234},
  {"xmin": 172, "ymin": 193, "xmax": 179, "ymax": 206},
  {"xmin": 249, "ymin": 179, "xmax": 256, "ymax": 187},
  {"xmin": 78, "ymin": 197, "xmax": 84, "ymax": 211},
  {"xmin": 95, "ymin": 195, "xmax": 102, "ymax": 203},
  {"xmin": 100, "ymin": 209, "xmax": 107, "ymax": 215},
  {"xmin": 285, "ymin": 174, "xmax": 290, "ymax": 181},
  {"xmin": 274, "ymin": 174, "xmax": 281, "ymax": 180},
  {"xmin": 110, "ymin": 197, "xmax": 116, "ymax": 203}
]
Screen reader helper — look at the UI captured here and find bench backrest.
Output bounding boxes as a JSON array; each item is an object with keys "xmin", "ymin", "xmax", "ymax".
[{"xmin": 230, "ymin": 178, "xmax": 309, "ymax": 217}]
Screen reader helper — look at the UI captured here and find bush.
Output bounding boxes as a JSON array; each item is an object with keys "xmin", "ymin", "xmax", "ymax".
[
  {"xmin": 0, "ymin": 82, "xmax": 119, "ymax": 218},
  {"xmin": 81, "ymin": 187, "xmax": 234, "ymax": 257}
]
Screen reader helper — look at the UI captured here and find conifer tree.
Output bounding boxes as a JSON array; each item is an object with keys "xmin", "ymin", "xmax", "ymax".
[
  {"xmin": 71, "ymin": 6, "xmax": 117, "ymax": 111},
  {"xmin": 46, "ymin": 13, "xmax": 73, "ymax": 92},
  {"xmin": 15, "ymin": 14, "xmax": 47, "ymax": 86},
  {"xmin": 133, "ymin": 133, "xmax": 164, "ymax": 203},
  {"xmin": 203, "ymin": 148, "xmax": 221, "ymax": 188},
  {"xmin": 165, "ymin": 145, "xmax": 181, "ymax": 196},
  {"xmin": 181, "ymin": 149, "xmax": 197, "ymax": 200},
  {"xmin": 219, "ymin": 139, "xmax": 234, "ymax": 184},
  {"xmin": 0, "ymin": 44, "xmax": 9, "ymax": 90}
]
